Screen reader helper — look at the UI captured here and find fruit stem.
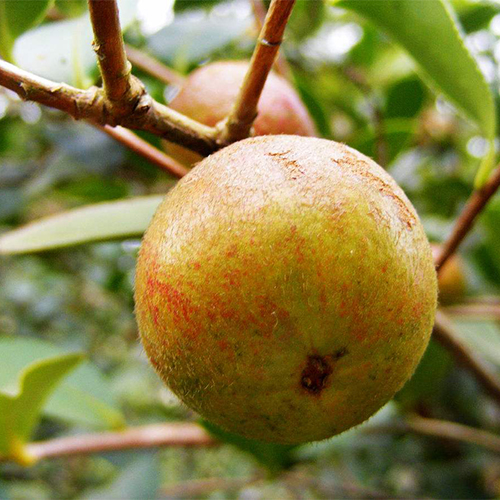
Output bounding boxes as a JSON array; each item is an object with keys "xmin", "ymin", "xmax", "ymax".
[{"xmin": 219, "ymin": 0, "xmax": 296, "ymax": 144}]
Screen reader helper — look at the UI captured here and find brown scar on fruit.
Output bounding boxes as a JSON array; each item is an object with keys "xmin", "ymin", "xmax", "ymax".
[
  {"xmin": 267, "ymin": 150, "xmax": 305, "ymax": 180},
  {"xmin": 332, "ymin": 152, "xmax": 416, "ymax": 229}
]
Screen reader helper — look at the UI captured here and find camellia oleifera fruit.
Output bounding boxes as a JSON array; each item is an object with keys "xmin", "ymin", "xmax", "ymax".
[
  {"xmin": 164, "ymin": 60, "xmax": 316, "ymax": 164},
  {"xmin": 431, "ymin": 244, "xmax": 466, "ymax": 304},
  {"xmin": 135, "ymin": 135, "xmax": 437, "ymax": 444}
]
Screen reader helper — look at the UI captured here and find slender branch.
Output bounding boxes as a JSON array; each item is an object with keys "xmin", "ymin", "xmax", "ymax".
[
  {"xmin": 250, "ymin": 0, "xmax": 293, "ymax": 81},
  {"xmin": 0, "ymin": 59, "xmax": 218, "ymax": 156},
  {"xmin": 161, "ymin": 475, "xmax": 264, "ymax": 498},
  {"xmin": 366, "ymin": 416, "xmax": 500, "ymax": 454},
  {"xmin": 88, "ymin": 0, "xmax": 141, "ymax": 116},
  {"xmin": 443, "ymin": 303, "xmax": 500, "ymax": 321},
  {"xmin": 219, "ymin": 0, "xmax": 296, "ymax": 144},
  {"xmin": 20, "ymin": 423, "xmax": 216, "ymax": 463},
  {"xmin": 433, "ymin": 309, "xmax": 500, "ymax": 406},
  {"xmin": 96, "ymin": 125, "xmax": 189, "ymax": 178},
  {"xmin": 435, "ymin": 163, "xmax": 500, "ymax": 273},
  {"xmin": 125, "ymin": 45, "xmax": 185, "ymax": 88}
]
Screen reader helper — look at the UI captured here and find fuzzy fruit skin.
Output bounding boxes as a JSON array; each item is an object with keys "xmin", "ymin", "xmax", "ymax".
[
  {"xmin": 135, "ymin": 135, "xmax": 437, "ymax": 444},
  {"xmin": 164, "ymin": 60, "xmax": 316, "ymax": 165},
  {"xmin": 431, "ymin": 244, "xmax": 466, "ymax": 304}
]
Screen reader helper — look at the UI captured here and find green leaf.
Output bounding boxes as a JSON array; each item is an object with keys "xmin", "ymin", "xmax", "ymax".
[
  {"xmin": 82, "ymin": 453, "xmax": 161, "ymax": 500},
  {"xmin": 0, "ymin": 351, "xmax": 82, "ymax": 464},
  {"xmin": 0, "ymin": 338, "xmax": 125, "ymax": 430},
  {"xmin": 452, "ymin": 318, "xmax": 500, "ymax": 367},
  {"xmin": 334, "ymin": 0, "xmax": 496, "ymax": 177},
  {"xmin": 201, "ymin": 420, "xmax": 297, "ymax": 475},
  {"xmin": 350, "ymin": 118, "xmax": 417, "ymax": 165},
  {"xmin": 0, "ymin": 0, "xmax": 54, "ymax": 60},
  {"xmin": 146, "ymin": 9, "xmax": 252, "ymax": 69},
  {"xmin": 12, "ymin": 0, "xmax": 138, "ymax": 87},
  {"xmin": 0, "ymin": 195, "xmax": 164, "ymax": 255},
  {"xmin": 55, "ymin": 0, "xmax": 87, "ymax": 18},
  {"xmin": 453, "ymin": 0, "xmax": 500, "ymax": 33},
  {"xmin": 395, "ymin": 340, "xmax": 452, "ymax": 409}
]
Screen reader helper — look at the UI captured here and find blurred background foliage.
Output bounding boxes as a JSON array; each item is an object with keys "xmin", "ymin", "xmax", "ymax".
[{"xmin": 1, "ymin": 0, "xmax": 500, "ymax": 498}]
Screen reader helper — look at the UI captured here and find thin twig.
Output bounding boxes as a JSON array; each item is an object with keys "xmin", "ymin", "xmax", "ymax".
[
  {"xmin": 88, "ymin": 0, "xmax": 141, "ymax": 115},
  {"xmin": 287, "ymin": 472, "xmax": 394, "ymax": 500},
  {"xmin": 443, "ymin": 303, "xmax": 500, "ymax": 321},
  {"xmin": 219, "ymin": 0, "xmax": 296, "ymax": 144},
  {"xmin": 161, "ymin": 475, "xmax": 264, "ymax": 498},
  {"xmin": 433, "ymin": 309, "xmax": 500, "ymax": 406},
  {"xmin": 21, "ymin": 423, "xmax": 216, "ymax": 463},
  {"xmin": 250, "ymin": 0, "xmax": 293, "ymax": 81},
  {"xmin": 0, "ymin": 59, "xmax": 218, "ymax": 156},
  {"xmin": 97, "ymin": 125, "xmax": 189, "ymax": 178},
  {"xmin": 366, "ymin": 415, "xmax": 500, "ymax": 454},
  {"xmin": 435, "ymin": 163, "xmax": 500, "ymax": 273},
  {"xmin": 125, "ymin": 45, "xmax": 185, "ymax": 88}
]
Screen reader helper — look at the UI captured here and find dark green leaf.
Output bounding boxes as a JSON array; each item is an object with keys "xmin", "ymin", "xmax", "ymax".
[{"xmin": 385, "ymin": 77, "xmax": 426, "ymax": 120}]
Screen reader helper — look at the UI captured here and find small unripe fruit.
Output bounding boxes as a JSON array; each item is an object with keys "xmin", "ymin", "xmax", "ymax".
[
  {"xmin": 431, "ymin": 244, "xmax": 466, "ymax": 304},
  {"xmin": 135, "ymin": 136, "xmax": 437, "ymax": 444},
  {"xmin": 164, "ymin": 60, "xmax": 316, "ymax": 164}
]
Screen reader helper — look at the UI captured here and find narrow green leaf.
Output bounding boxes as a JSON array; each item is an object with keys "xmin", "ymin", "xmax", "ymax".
[
  {"xmin": 201, "ymin": 420, "xmax": 297, "ymax": 474},
  {"xmin": 0, "ymin": 195, "xmax": 164, "ymax": 255},
  {"xmin": 0, "ymin": 338, "xmax": 125, "ymax": 430},
  {"xmin": 0, "ymin": 353, "xmax": 82, "ymax": 463},
  {"xmin": 0, "ymin": 0, "xmax": 54, "ymax": 60},
  {"xmin": 146, "ymin": 10, "xmax": 252, "ymax": 68},
  {"xmin": 11, "ymin": 354, "xmax": 84, "ymax": 443},
  {"xmin": 335, "ymin": 0, "xmax": 496, "ymax": 177},
  {"xmin": 83, "ymin": 453, "xmax": 161, "ymax": 500},
  {"xmin": 55, "ymin": 0, "xmax": 87, "ymax": 18},
  {"xmin": 452, "ymin": 318, "xmax": 500, "ymax": 367}
]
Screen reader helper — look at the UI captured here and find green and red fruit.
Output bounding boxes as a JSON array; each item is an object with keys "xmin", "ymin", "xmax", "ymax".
[
  {"xmin": 431, "ymin": 244, "xmax": 466, "ymax": 304},
  {"xmin": 164, "ymin": 60, "xmax": 316, "ymax": 165},
  {"xmin": 135, "ymin": 135, "xmax": 437, "ymax": 444}
]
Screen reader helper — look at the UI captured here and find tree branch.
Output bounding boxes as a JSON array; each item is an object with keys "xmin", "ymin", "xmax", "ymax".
[
  {"xmin": 20, "ymin": 423, "xmax": 215, "ymax": 463},
  {"xmin": 96, "ymin": 125, "xmax": 189, "ymax": 178},
  {"xmin": 125, "ymin": 45, "xmax": 185, "ymax": 88},
  {"xmin": 435, "ymin": 163, "xmax": 500, "ymax": 273},
  {"xmin": 442, "ymin": 302, "xmax": 500, "ymax": 321},
  {"xmin": 433, "ymin": 309, "xmax": 500, "ymax": 406},
  {"xmin": 219, "ymin": 0, "xmax": 296, "ymax": 144},
  {"xmin": 88, "ymin": 0, "xmax": 141, "ymax": 116},
  {"xmin": 161, "ymin": 475, "xmax": 264, "ymax": 498},
  {"xmin": 366, "ymin": 415, "xmax": 500, "ymax": 454},
  {"xmin": 0, "ymin": 59, "xmax": 218, "ymax": 156},
  {"xmin": 250, "ymin": 0, "xmax": 293, "ymax": 81}
]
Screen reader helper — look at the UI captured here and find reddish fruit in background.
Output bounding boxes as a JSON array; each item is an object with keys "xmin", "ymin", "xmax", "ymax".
[
  {"xmin": 431, "ymin": 244, "xmax": 466, "ymax": 304},
  {"xmin": 164, "ymin": 60, "xmax": 317, "ymax": 165},
  {"xmin": 135, "ymin": 135, "xmax": 437, "ymax": 444}
]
